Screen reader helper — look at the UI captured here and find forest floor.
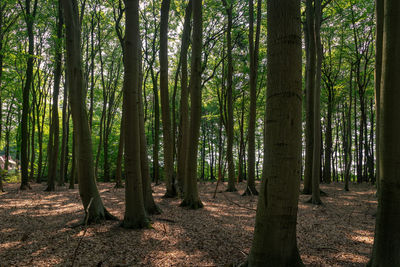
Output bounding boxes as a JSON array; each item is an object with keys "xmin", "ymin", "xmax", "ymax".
[{"xmin": 0, "ymin": 181, "xmax": 376, "ymax": 266}]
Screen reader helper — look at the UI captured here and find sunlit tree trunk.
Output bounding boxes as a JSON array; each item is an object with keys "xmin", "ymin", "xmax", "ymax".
[
  {"xmin": 246, "ymin": 0, "xmax": 303, "ymax": 265},
  {"xmin": 46, "ymin": 2, "xmax": 63, "ymax": 191}
]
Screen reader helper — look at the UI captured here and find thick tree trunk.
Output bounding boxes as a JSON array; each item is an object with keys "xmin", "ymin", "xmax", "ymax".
[
  {"xmin": 369, "ymin": 1, "xmax": 400, "ymax": 264},
  {"xmin": 61, "ymin": 0, "xmax": 114, "ymax": 223},
  {"xmin": 121, "ymin": 0, "xmax": 149, "ymax": 229},
  {"xmin": 180, "ymin": 0, "xmax": 203, "ymax": 209},
  {"xmin": 159, "ymin": 0, "xmax": 176, "ymax": 197},
  {"xmin": 246, "ymin": 0, "xmax": 303, "ymax": 265}
]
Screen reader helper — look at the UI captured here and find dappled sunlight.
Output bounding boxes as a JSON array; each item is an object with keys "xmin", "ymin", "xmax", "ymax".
[{"xmin": 0, "ymin": 182, "xmax": 376, "ymax": 266}]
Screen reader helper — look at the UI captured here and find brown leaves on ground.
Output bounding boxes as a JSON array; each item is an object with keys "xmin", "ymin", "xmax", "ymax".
[{"xmin": 0, "ymin": 181, "xmax": 376, "ymax": 266}]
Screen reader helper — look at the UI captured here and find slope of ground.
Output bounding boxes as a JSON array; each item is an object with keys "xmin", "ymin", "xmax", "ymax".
[{"xmin": 0, "ymin": 181, "xmax": 376, "ymax": 266}]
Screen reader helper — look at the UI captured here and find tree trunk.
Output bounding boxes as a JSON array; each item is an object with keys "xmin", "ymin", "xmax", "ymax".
[
  {"xmin": 115, "ymin": 113, "xmax": 124, "ymax": 188},
  {"xmin": 61, "ymin": 0, "xmax": 114, "ymax": 223},
  {"xmin": 244, "ymin": 0, "xmax": 261, "ymax": 196},
  {"xmin": 302, "ymin": 0, "xmax": 315, "ymax": 195},
  {"xmin": 246, "ymin": 0, "xmax": 303, "ymax": 264},
  {"xmin": 121, "ymin": 0, "xmax": 149, "ymax": 229},
  {"xmin": 46, "ymin": 2, "xmax": 63, "ymax": 191},
  {"xmin": 374, "ymin": 0, "xmax": 383, "ymax": 193},
  {"xmin": 20, "ymin": 0, "xmax": 38, "ymax": 190},
  {"xmin": 369, "ymin": 1, "xmax": 400, "ymax": 264},
  {"xmin": 180, "ymin": 0, "xmax": 203, "ymax": 209},
  {"xmin": 138, "ymin": 38, "xmax": 160, "ymax": 215},
  {"xmin": 310, "ymin": 0, "xmax": 322, "ymax": 205},
  {"xmin": 223, "ymin": 0, "xmax": 237, "ymax": 192},
  {"xmin": 159, "ymin": 0, "xmax": 176, "ymax": 197},
  {"xmin": 176, "ymin": 0, "xmax": 192, "ymax": 197}
]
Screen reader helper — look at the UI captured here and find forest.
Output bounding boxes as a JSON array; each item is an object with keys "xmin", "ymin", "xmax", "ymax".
[{"xmin": 0, "ymin": 0, "xmax": 399, "ymax": 266}]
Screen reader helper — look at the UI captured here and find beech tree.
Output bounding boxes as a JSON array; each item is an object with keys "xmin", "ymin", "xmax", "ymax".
[
  {"xmin": 121, "ymin": 0, "xmax": 149, "ymax": 229},
  {"xmin": 159, "ymin": 0, "xmax": 176, "ymax": 197},
  {"xmin": 246, "ymin": 0, "xmax": 303, "ymax": 265},
  {"xmin": 180, "ymin": 0, "xmax": 203, "ymax": 209},
  {"xmin": 369, "ymin": 0, "xmax": 400, "ymax": 265},
  {"xmin": 61, "ymin": 0, "xmax": 114, "ymax": 223}
]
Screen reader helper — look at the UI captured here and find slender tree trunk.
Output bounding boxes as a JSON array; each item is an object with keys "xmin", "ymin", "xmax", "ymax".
[
  {"xmin": 323, "ymin": 87, "xmax": 333, "ymax": 183},
  {"xmin": 223, "ymin": 0, "xmax": 237, "ymax": 192},
  {"xmin": 61, "ymin": 0, "xmax": 114, "ymax": 223},
  {"xmin": 374, "ymin": 0, "xmax": 383, "ymax": 193},
  {"xmin": 180, "ymin": 0, "xmax": 203, "ymax": 209},
  {"xmin": 152, "ymin": 70, "xmax": 160, "ymax": 185},
  {"xmin": 121, "ymin": 0, "xmax": 149, "ymax": 229},
  {"xmin": 138, "ymin": 39, "xmax": 160, "ymax": 215},
  {"xmin": 20, "ymin": 0, "xmax": 38, "ymax": 190},
  {"xmin": 46, "ymin": 2, "xmax": 63, "ymax": 191},
  {"xmin": 310, "ymin": 0, "xmax": 322, "ymax": 205},
  {"xmin": 115, "ymin": 113, "xmax": 124, "ymax": 188},
  {"xmin": 369, "ymin": 1, "xmax": 400, "ymax": 264},
  {"xmin": 246, "ymin": 0, "xmax": 303, "ymax": 264},
  {"xmin": 244, "ymin": 0, "xmax": 261, "ymax": 196},
  {"xmin": 176, "ymin": 0, "xmax": 192, "ymax": 197},
  {"xmin": 159, "ymin": 0, "xmax": 176, "ymax": 197},
  {"xmin": 303, "ymin": 0, "xmax": 315, "ymax": 195},
  {"xmin": 59, "ymin": 81, "xmax": 69, "ymax": 186}
]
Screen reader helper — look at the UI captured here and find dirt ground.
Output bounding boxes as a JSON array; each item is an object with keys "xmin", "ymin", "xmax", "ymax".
[{"xmin": 0, "ymin": 181, "xmax": 377, "ymax": 266}]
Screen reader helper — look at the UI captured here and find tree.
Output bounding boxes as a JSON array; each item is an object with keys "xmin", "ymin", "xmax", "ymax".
[
  {"xmin": 121, "ymin": 0, "xmax": 149, "ymax": 229},
  {"xmin": 369, "ymin": 0, "xmax": 400, "ymax": 265},
  {"xmin": 176, "ymin": 0, "xmax": 192, "ymax": 198},
  {"xmin": 222, "ymin": 0, "xmax": 237, "ymax": 192},
  {"xmin": 180, "ymin": 0, "xmax": 203, "ymax": 209},
  {"xmin": 243, "ymin": 0, "xmax": 261, "ymax": 196},
  {"xmin": 159, "ymin": 0, "xmax": 176, "ymax": 197},
  {"xmin": 46, "ymin": 1, "xmax": 63, "ymax": 191},
  {"xmin": 61, "ymin": 0, "xmax": 114, "ymax": 223},
  {"xmin": 20, "ymin": 0, "xmax": 38, "ymax": 190},
  {"xmin": 246, "ymin": 0, "xmax": 304, "ymax": 265}
]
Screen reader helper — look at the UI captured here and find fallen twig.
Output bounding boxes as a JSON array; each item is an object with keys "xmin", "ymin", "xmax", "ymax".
[
  {"xmin": 221, "ymin": 192, "xmax": 256, "ymax": 211},
  {"xmin": 71, "ymin": 197, "xmax": 93, "ymax": 267}
]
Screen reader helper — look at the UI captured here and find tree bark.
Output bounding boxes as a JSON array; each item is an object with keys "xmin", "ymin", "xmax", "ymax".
[
  {"xmin": 369, "ymin": 1, "xmax": 400, "ymax": 264},
  {"xmin": 222, "ymin": 0, "xmax": 237, "ymax": 192},
  {"xmin": 246, "ymin": 0, "xmax": 303, "ymax": 265},
  {"xmin": 180, "ymin": 0, "xmax": 203, "ymax": 209},
  {"xmin": 61, "ymin": 0, "xmax": 114, "ymax": 223},
  {"xmin": 20, "ymin": 0, "xmax": 38, "ymax": 190},
  {"xmin": 176, "ymin": 0, "xmax": 192, "ymax": 198},
  {"xmin": 46, "ymin": 2, "xmax": 63, "ymax": 191},
  {"xmin": 244, "ymin": 0, "xmax": 261, "ymax": 196},
  {"xmin": 121, "ymin": 0, "xmax": 149, "ymax": 229},
  {"xmin": 159, "ymin": 0, "xmax": 176, "ymax": 197}
]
